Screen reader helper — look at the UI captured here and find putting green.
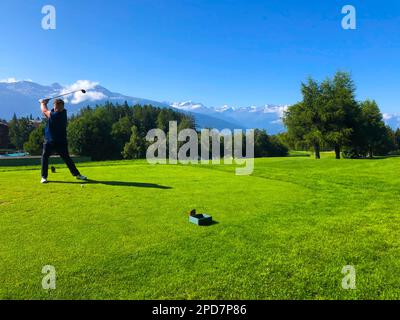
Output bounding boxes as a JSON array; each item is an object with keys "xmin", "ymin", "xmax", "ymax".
[{"xmin": 1, "ymin": 154, "xmax": 400, "ymax": 299}]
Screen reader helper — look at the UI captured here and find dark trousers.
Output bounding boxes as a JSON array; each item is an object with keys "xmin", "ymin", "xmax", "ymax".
[{"xmin": 41, "ymin": 142, "xmax": 80, "ymax": 179}]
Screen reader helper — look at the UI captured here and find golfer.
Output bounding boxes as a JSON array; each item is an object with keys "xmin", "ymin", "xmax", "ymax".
[{"xmin": 40, "ymin": 98, "xmax": 87, "ymax": 184}]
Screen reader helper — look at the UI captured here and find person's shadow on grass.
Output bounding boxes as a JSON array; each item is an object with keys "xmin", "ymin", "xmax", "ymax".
[{"xmin": 50, "ymin": 179, "xmax": 172, "ymax": 189}]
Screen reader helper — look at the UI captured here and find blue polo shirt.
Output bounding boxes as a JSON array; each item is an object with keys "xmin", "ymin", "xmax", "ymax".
[{"xmin": 45, "ymin": 109, "xmax": 68, "ymax": 144}]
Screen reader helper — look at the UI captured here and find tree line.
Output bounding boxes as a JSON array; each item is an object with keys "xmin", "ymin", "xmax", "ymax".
[
  {"xmin": 283, "ymin": 72, "xmax": 400, "ymax": 159},
  {"xmin": 14, "ymin": 102, "xmax": 288, "ymax": 160},
  {"xmin": 6, "ymin": 75, "xmax": 398, "ymax": 161},
  {"xmin": 6, "ymin": 114, "xmax": 39, "ymax": 150}
]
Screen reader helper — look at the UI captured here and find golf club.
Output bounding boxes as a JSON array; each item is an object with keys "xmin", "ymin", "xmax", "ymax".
[{"xmin": 39, "ymin": 89, "xmax": 87, "ymax": 103}]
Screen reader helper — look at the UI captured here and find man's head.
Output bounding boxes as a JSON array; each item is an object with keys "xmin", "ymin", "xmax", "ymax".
[{"xmin": 54, "ymin": 99, "xmax": 65, "ymax": 112}]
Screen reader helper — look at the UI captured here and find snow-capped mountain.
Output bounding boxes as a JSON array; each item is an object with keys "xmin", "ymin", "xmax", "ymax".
[
  {"xmin": 170, "ymin": 101, "xmax": 287, "ymax": 133},
  {"xmin": 0, "ymin": 80, "xmax": 168, "ymax": 119},
  {"xmin": 171, "ymin": 101, "xmax": 209, "ymax": 113},
  {"xmin": 170, "ymin": 101, "xmax": 244, "ymax": 130}
]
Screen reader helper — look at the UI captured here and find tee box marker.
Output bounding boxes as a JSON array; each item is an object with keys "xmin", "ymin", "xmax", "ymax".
[{"xmin": 189, "ymin": 213, "xmax": 213, "ymax": 226}]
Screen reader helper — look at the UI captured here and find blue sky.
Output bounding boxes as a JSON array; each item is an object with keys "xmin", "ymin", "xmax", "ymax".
[{"xmin": 0, "ymin": 0, "xmax": 399, "ymax": 112}]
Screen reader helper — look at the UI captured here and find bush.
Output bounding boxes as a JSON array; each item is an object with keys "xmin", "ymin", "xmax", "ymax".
[
  {"xmin": 122, "ymin": 126, "xmax": 147, "ymax": 159},
  {"xmin": 254, "ymin": 130, "xmax": 289, "ymax": 158},
  {"xmin": 23, "ymin": 124, "xmax": 45, "ymax": 156}
]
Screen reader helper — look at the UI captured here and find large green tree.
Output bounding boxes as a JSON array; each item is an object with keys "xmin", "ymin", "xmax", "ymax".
[
  {"xmin": 68, "ymin": 113, "xmax": 118, "ymax": 161},
  {"xmin": 284, "ymin": 78, "xmax": 324, "ymax": 159},
  {"xmin": 360, "ymin": 100, "xmax": 388, "ymax": 158},
  {"xmin": 111, "ymin": 116, "xmax": 133, "ymax": 153},
  {"xmin": 320, "ymin": 72, "xmax": 359, "ymax": 159},
  {"xmin": 284, "ymin": 72, "xmax": 381, "ymax": 159},
  {"xmin": 123, "ymin": 125, "xmax": 147, "ymax": 159}
]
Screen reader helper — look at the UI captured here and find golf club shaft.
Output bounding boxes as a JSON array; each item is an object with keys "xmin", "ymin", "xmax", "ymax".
[
  {"xmin": 51, "ymin": 90, "xmax": 85, "ymax": 101},
  {"xmin": 39, "ymin": 90, "xmax": 85, "ymax": 103}
]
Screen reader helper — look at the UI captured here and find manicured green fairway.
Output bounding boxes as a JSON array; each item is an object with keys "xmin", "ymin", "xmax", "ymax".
[{"xmin": 1, "ymin": 154, "xmax": 400, "ymax": 299}]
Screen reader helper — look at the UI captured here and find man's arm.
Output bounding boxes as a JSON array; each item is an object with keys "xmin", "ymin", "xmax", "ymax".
[{"xmin": 41, "ymin": 99, "xmax": 51, "ymax": 118}]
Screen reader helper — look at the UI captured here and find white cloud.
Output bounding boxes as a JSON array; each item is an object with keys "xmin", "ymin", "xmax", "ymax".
[
  {"xmin": 0, "ymin": 77, "xmax": 18, "ymax": 83},
  {"xmin": 383, "ymin": 113, "xmax": 393, "ymax": 121},
  {"xmin": 261, "ymin": 105, "xmax": 288, "ymax": 118},
  {"xmin": 60, "ymin": 80, "xmax": 106, "ymax": 104},
  {"xmin": 0, "ymin": 77, "xmax": 33, "ymax": 83}
]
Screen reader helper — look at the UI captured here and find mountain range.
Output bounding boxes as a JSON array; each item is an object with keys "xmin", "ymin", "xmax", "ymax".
[
  {"xmin": 0, "ymin": 80, "xmax": 167, "ymax": 116},
  {"xmin": 0, "ymin": 80, "xmax": 398, "ymax": 133},
  {"xmin": 170, "ymin": 101, "xmax": 288, "ymax": 133}
]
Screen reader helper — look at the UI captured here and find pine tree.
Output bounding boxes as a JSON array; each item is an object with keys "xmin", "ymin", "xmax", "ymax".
[
  {"xmin": 320, "ymin": 72, "xmax": 360, "ymax": 159},
  {"xmin": 284, "ymin": 78, "xmax": 324, "ymax": 159},
  {"xmin": 123, "ymin": 125, "xmax": 146, "ymax": 159},
  {"xmin": 360, "ymin": 100, "xmax": 387, "ymax": 158}
]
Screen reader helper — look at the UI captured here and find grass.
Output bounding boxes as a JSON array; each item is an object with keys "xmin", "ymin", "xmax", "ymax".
[
  {"xmin": 0, "ymin": 156, "xmax": 91, "ymax": 167},
  {"xmin": 0, "ymin": 152, "xmax": 400, "ymax": 299}
]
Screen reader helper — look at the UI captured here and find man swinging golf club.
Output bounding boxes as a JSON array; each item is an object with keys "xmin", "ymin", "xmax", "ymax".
[{"xmin": 40, "ymin": 97, "xmax": 87, "ymax": 184}]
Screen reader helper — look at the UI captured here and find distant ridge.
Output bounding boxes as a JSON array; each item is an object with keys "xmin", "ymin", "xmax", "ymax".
[{"xmin": 1, "ymin": 80, "xmax": 398, "ymax": 133}]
